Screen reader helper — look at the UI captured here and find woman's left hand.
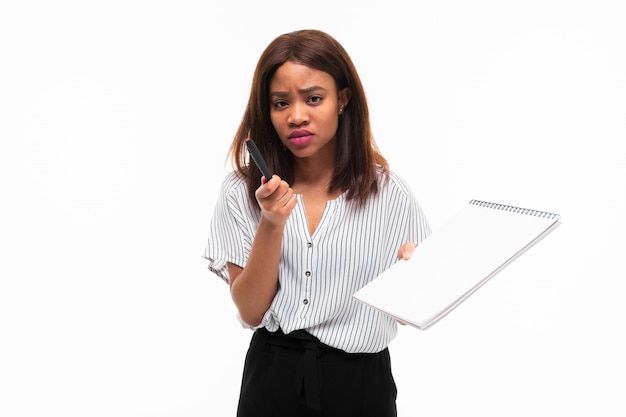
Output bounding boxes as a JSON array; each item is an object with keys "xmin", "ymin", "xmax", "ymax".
[{"xmin": 397, "ymin": 242, "xmax": 417, "ymax": 260}]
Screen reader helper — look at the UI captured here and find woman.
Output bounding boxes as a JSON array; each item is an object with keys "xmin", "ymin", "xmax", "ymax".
[{"xmin": 205, "ymin": 29, "xmax": 431, "ymax": 416}]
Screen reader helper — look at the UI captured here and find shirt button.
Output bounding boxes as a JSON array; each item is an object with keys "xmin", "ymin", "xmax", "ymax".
[
  {"xmin": 305, "ymin": 271, "xmax": 311, "ymax": 277},
  {"xmin": 303, "ymin": 299, "xmax": 309, "ymax": 305},
  {"xmin": 307, "ymin": 242, "xmax": 312, "ymax": 248}
]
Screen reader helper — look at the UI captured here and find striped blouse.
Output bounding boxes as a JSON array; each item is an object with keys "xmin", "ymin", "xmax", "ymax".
[{"xmin": 204, "ymin": 169, "xmax": 431, "ymax": 353}]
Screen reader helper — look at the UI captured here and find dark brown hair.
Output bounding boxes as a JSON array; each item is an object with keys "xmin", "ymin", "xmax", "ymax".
[{"xmin": 228, "ymin": 29, "xmax": 389, "ymax": 206}]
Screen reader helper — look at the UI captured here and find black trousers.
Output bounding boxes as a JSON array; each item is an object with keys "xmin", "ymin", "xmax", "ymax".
[{"xmin": 236, "ymin": 328, "xmax": 398, "ymax": 417}]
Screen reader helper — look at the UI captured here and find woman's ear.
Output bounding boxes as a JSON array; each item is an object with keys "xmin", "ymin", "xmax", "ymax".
[{"xmin": 338, "ymin": 87, "xmax": 351, "ymax": 110}]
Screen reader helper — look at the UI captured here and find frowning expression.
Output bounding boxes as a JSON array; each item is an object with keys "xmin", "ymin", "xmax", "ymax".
[{"xmin": 269, "ymin": 61, "xmax": 348, "ymax": 161}]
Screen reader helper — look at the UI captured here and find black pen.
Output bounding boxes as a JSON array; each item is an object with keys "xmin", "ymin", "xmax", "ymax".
[{"xmin": 245, "ymin": 137, "xmax": 273, "ymax": 181}]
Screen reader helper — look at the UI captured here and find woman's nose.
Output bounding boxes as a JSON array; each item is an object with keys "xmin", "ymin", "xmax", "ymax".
[{"xmin": 288, "ymin": 102, "xmax": 309, "ymax": 126}]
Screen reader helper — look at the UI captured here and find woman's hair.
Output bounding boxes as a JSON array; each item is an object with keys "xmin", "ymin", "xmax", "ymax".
[{"xmin": 228, "ymin": 29, "xmax": 389, "ymax": 206}]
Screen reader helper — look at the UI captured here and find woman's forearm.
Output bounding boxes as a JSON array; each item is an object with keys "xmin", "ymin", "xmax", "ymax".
[{"xmin": 229, "ymin": 216, "xmax": 285, "ymax": 327}]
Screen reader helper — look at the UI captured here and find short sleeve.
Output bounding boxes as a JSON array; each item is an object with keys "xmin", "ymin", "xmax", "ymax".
[
  {"xmin": 388, "ymin": 172, "xmax": 432, "ymax": 246},
  {"xmin": 203, "ymin": 173, "xmax": 258, "ymax": 284},
  {"xmin": 406, "ymin": 185, "xmax": 432, "ymax": 246}
]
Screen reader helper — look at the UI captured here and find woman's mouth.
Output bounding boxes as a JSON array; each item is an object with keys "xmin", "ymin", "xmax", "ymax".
[{"xmin": 288, "ymin": 130, "xmax": 314, "ymax": 146}]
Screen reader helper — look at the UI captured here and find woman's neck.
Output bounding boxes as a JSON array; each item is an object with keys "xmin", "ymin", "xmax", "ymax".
[{"xmin": 292, "ymin": 157, "xmax": 339, "ymax": 198}]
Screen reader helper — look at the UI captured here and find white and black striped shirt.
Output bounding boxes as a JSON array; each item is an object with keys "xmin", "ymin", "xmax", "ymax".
[{"xmin": 204, "ymin": 170, "xmax": 431, "ymax": 353}]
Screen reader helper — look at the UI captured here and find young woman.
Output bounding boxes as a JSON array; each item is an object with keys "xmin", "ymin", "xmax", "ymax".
[{"xmin": 205, "ymin": 29, "xmax": 431, "ymax": 416}]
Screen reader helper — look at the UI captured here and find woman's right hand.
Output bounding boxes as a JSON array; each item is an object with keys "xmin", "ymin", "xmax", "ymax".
[
  {"xmin": 255, "ymin": 175, "xmax": 298, "ymax": 226},
  {"xmin": 229, "ymin": 175, "xmax": 297, "ymax": 327}
]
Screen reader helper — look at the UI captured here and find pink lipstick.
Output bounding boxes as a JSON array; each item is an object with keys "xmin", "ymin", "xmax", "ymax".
[{"xmin": 288, "ymin": 129, "xmax": 314, "ymax": 146}]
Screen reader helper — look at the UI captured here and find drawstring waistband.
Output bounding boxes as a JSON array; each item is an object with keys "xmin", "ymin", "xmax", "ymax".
[{"xmin": 253, "ymin": 327, "xmax": 344, "ymax": 411}]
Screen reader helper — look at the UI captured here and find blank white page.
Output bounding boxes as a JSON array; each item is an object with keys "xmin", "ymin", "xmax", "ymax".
[{"xmin": 353, "ymin": 200, "xmax": 561, "ymax": 329}]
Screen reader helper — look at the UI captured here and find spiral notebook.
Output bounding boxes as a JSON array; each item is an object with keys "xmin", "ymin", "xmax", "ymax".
[{"xmin": 353, "ymin": 200, "xmax": 561, "ymax": 330}]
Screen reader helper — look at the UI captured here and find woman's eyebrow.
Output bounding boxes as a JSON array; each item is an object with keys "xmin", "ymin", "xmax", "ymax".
[
  {"xmin": 270, "ymin": 85, "xmax": 327, "ymax": 98},
  {"xmin": 298, "ymin": 85, "xmax": 327, "ymax": 95}
]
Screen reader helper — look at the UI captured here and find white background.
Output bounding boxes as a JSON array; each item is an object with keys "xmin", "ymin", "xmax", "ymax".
[{"xmin": 1, "ymin": 0, "xmax": 625, "ymax": 415}]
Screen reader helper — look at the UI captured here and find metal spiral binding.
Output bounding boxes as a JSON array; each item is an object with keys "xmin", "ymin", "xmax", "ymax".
[{"xmin": 469, "ymin": 199, "xmax": 560, "ymax": 220}]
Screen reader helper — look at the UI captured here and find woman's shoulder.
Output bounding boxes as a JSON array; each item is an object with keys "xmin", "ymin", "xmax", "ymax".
[
  {"xmin": 219, "ymin": 170, "xmax": 248, "ymax": 198},
  {"xmin": 377, "ymin": 167, "xmax": 413, "ymax": 198}
]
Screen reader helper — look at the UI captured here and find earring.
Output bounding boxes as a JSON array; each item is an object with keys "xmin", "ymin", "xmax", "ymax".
[{"xmin": 339, "ymin": 106, "xmax": 344, "ymax": 115}]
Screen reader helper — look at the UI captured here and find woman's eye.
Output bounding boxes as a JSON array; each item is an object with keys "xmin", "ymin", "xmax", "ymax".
[
  {"xmin": 273, "ymin": 100, "xmax": 288, "ymax": 109},
  {"xmin": 308, "ymin": 96, "xmax": 323, "ymax": 104}
]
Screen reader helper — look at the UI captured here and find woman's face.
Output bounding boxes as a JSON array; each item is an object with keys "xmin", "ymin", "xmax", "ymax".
[{"xmin": 269, "ymin": 61, "xmax": 348, "ymax": 161}]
